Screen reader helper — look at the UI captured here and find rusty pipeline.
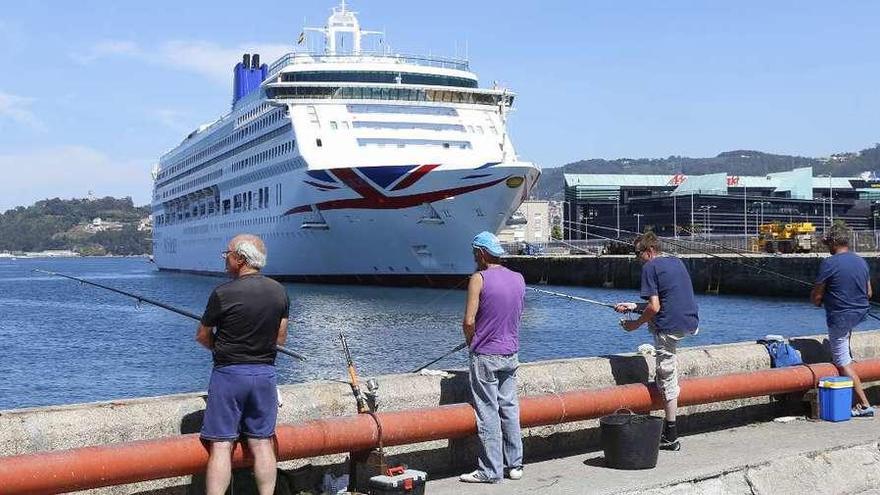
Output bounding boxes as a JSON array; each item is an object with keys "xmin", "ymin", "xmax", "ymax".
[{"xmin": 2, "ymin": 359, "xmax": 879, "ymax": 494}]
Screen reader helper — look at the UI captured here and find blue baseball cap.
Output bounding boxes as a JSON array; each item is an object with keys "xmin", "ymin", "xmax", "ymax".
[{"xmin": 472, "ymin": 231, "xmax": 505, "ymax": 257}]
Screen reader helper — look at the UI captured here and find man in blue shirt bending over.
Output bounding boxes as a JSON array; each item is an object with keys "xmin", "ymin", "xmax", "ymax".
[
  {"xmin": 811, "ymin": 224, "xmax": 875, "ymax": 417},
  {"xmin": 615, "ymin": 232, "xmax": 699, "ymax": 452}
]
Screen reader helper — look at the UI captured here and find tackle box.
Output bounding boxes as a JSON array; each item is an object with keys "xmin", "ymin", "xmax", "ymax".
[{"xmin": 368, "ymin": 467, "xmax": 427, "ymax": 495}]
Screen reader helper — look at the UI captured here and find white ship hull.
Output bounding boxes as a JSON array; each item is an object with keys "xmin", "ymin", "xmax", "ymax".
[
  {"xmin": 150, "ymin": 3, "xmax": 541, "ymax": 285},
  {"xmin": 153, "ymin": 162, "xmax": 539, "ymax": 283}
]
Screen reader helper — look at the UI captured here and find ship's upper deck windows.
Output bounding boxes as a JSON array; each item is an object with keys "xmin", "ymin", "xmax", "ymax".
[
  {"xmin": 280, "ymin": 71, "xmax": 478, "ymax": 88},
  {"xmin": 346, "ymin": 104, "xmax": 457, "ymax": 116},
  {"xmin": 266, "ymin": 85, "xmax": 510, "ymax": 107}
]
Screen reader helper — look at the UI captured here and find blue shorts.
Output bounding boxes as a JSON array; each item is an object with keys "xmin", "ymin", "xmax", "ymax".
[{"xmin": 201, "ymin": 364, "xmax": 278, "ymax": 441}]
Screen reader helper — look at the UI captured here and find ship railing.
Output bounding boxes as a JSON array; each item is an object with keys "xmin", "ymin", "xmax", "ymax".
[{"xmin": 267, "ymin": 52, "xmax": 470, "ymax": 78}]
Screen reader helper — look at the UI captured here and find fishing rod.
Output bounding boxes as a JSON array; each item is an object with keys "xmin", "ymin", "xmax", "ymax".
[
  {"xmin": 561, "ymin": 222, "xmax": 880, "ymax": 322},
  {"xmin": 339, "ymin": 332, "xmax": 372, "ymax": 413},
  {"xmin": 412, "ymin": 287, "xmax": 619, "ymax": 372},
  {"xmin": 527, "ymin": 286, "xmax": 616, "ymax": 308},
  {"xmin": 411, "ymin": 341, "xmax": 467, "ymax": 373},
  {"xmin": 34, "ymin": 268, "xmax": 307, "ymax": 361}
]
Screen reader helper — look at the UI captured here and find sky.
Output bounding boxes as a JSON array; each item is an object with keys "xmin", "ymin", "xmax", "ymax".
[{"xmin": 0, "ymin": 1, "xmax": 878, "ymax": 210}]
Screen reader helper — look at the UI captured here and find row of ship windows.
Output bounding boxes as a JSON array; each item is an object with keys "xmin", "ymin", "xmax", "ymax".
[
  {"xmin": 237, "ymin": 103, "xmax": 272, "ymax": 126},
  {"xmin": 356, "ymin": 138, "xmax": 472, "ymax": 149},
  {"xmin": 266, "ymin": 86, "xmax": 510, "ymax": 107},
  {"xmin": 230, "ymin": 140, "xmax": 296, "ymax": 173},
  {"xmin": 346, "ymin": 104, "xmax": 458, "ymax": 116},
  {"xmin": 159, "ymin": 108, "xmax": 288, "ymax": 181},
  {"xmin": 280, "ymin": 71, "xmax": 479, "ymax": 88},
  {"xmin": 162, "ymin": 170, "xmax": 224, "ymax": 199},
  {"xmin": 157, "ymin": 124, "xmax": 292, "ymax": 190},
  {"xmin": 156, "ymin": 185, "xmax": 282, "ymax": 226},
  {"xmin": 324, "ymin": 120, "xmax": 498, "ymax": 135}
]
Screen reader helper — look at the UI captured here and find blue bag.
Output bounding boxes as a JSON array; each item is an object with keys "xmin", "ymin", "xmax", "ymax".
[{"xmin": 763, "ymin": 340, "xmax": 803, "ymax": 368}]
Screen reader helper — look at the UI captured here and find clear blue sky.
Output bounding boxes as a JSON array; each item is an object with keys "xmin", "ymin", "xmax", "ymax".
[{"xmin": 1, "ymin": 1, "xmax": 878, "ymax": 210}]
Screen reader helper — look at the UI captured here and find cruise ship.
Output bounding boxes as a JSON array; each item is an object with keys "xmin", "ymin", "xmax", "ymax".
[{"xmin": 151, "ymin": 2, "xmax": 540, "ymax": 285}]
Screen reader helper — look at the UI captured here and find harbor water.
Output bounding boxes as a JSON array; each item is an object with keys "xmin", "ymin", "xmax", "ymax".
[{"xmin": 0, "ymin": 257, "xmax": 871, "ymax": 410}]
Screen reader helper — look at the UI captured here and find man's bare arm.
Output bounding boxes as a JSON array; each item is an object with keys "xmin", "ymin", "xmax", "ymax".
[
  {"xmin": 462, "ymin": 273, "xmax": 482, "ymax": 345},
  {"xmin": 811, "ymin": 283, "xmax": 825, "ymax": 307},
  {"xmin": 276, "ymin": 318, "xmax": 289, "ymax": 346},
  {"xmin": 195, "ymin": 324, "xmax": 214, "ymax": 350}
]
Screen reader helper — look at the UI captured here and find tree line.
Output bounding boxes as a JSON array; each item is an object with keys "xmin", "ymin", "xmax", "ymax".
[{"xmin": 0, "ymin": 197, "xmax": 151, "ymax": 255}]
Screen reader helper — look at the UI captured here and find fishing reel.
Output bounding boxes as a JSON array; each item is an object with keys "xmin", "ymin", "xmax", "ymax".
[
  {"xmin": 617, "ymin": 303, "xmax": 640, "ymax": 331},
  {"xmin": 364, "ymin": 378, "xmax": 380, "ymax": 412}
]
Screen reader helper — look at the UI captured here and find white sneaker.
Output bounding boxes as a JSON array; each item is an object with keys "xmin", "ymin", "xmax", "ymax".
[
  {"xmin": 508, "ymin": 467, "xmax": 523, "ymax": 480},
  {"xmin": 459, "ymin": 470, "xmax": 497, "ymax": 483}
]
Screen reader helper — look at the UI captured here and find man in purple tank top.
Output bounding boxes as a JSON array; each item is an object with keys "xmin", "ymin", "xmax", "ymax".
[{"xmin": 459, "ymin": 231, "xmax": 526, "ymax": 484}]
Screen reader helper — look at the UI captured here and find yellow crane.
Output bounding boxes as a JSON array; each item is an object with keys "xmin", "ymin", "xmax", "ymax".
[{"xmin": 752, "ymin": 222, "xmax": 817, "ymax": 253}]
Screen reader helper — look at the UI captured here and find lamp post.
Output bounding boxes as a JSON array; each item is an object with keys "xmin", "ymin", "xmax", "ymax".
[
  {"xmin": 608, "ymin": 195, "xmax": 621, "ymax": 238},
  {"xmin": 672, "ymin": 194, "xmax": 680, "ymax": 239},
  {"xmin": 633, "ymin": 213, "xmax": 644, "ymax": 234},
  {"xmin": 752, "ymin": 201, "xmax": 770, "ymax": 228},
  {"xmin": 698, "ymin": 205, "xmax": 717, "ymax": 238},
  {"xmin": 690, "ymin": 191, "xmax": 695, "ymax": 234},
  {"xmin": 616, "ymin": 203, "xmax": 621, "ymax": 238},
  {"xmin": 829, "ymin": 173, "xmax": 834, "ymax": 224},
  {"xmin": 818, "ymin": 174, "xmax": 834, "ymax": 225},
  {"xmin": 743, "ymin": 182, "xmax": 748, "ymax": 236},
  {"xmin": 561, "ymin": 200, "xmax": 572, "ymax": 241}
]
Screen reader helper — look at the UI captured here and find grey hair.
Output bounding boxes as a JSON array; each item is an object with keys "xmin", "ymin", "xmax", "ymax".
[{"xmin": 233, "ymin": 239, "xmax": 267, "ymax": 269}]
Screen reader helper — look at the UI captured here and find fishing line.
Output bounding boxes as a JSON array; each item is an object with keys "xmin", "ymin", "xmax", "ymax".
[
  {"xmin": 526, "ymin": 286, "xmax": 616, "ymax": 308},
  {"xmin": 34, "ymin": 269, "xmax": 307, "ymax": 361},
  {"xmin": 559, "ymin": 222, "xmax": 880, "ymax": 322}
]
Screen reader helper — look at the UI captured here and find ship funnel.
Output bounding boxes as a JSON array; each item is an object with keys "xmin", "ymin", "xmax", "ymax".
[{"xmin": 232, "ymin": 53, "xmax": 269, "ymax": 107}]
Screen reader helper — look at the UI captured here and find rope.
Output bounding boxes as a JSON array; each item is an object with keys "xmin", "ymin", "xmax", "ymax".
[{"xmin": 366, "ymin": 411, "xmax": 387, "ymax": 474}]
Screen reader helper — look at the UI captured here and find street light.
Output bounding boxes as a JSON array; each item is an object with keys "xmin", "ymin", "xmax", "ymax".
[
  {"xmin": 698, "ymin": 205, "xmax": 717, "ymax": 237},
  {"xmin": 561, "ymin": 200, "xmax": 572, "ymax": 241},
  {"xmin": 818, "ymin": 173, "xmax": 833, "ymax": 225},
  {"xmin": 633, "ymin": 213, "xmax": 644, "ymax": 233},
  {"xmin": 608, "ymin": 196, "xmax": 621, "ymax": 238},
  {"xmin": 752, "ymin": 201, "xmax": 770, "ymax": 229},
  {"xmin": 672, "ymin": 193, "xmax": 678, "ymax": 239}
]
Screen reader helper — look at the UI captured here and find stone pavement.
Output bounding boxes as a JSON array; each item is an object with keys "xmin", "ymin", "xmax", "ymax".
[{"xmin": 425, "ymin": 417, "xmax": 880, "ymax": 494}]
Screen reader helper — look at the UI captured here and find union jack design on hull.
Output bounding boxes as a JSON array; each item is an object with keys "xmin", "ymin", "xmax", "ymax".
[{"xmin": 287, "ymin": 164, "xmax": 509, "ymax": 215}]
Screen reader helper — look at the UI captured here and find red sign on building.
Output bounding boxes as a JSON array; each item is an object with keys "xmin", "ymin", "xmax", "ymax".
[{"xmin": 668, "ymin": 174, "xmax": 687, "ymax": 186}]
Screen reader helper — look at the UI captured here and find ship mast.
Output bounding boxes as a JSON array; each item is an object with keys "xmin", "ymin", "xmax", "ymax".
[{"xmin": 303, "ymin": 1, "xmax": 384, "ymax": 55}]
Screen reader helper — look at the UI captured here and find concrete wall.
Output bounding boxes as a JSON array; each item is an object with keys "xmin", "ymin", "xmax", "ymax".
[
  {"xmin": 503, "ymin": 253, "xmax": 880, "ymax": 297},
  {"xmin": 2, "ymin": 331, "xmax": 880, "ymax": 494}
]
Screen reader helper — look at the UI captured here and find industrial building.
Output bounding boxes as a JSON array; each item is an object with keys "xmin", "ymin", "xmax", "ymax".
[{"xmin": 563, "ymin": 167, "xmax": 880, "ymax": 239}]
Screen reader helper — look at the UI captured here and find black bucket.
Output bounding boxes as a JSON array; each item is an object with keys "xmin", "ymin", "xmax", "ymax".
[{"xmin": 599, "ymin": 409, "xmax": 663, "ymax": 470}]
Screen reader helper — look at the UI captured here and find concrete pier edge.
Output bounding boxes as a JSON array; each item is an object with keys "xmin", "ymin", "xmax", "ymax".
[
  {"xmin": 502, "ymin": 253, "xmax": 880, "ymax": 297},
  {"xmin": 2, "ymin": 330, "xmax": 879, "ymax": 494}
]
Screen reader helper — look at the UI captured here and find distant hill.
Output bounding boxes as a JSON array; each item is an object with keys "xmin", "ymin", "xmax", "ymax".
[
  {"xmin": 533, "ymin": 144, "xmax": 880, "ymax": 200},
  {"xmin": 0, "ymin": 197, "xmax": 151, "ymax": 255}
]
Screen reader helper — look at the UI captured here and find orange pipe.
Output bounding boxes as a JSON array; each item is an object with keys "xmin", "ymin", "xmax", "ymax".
[{"xmin": 1, "ymin": 359, "xmax": 878, "ymax": 494}]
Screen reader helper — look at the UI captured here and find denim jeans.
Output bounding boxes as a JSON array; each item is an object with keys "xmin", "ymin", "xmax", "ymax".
[{"xmin": 468, "ymin": 352, "xmax": 523, "ymax": 480}]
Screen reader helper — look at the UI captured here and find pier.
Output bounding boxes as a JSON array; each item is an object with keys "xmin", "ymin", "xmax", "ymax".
[
  {"xmin": 1, "ymin": 331, "xmax": 878, "ymax": 494},
  {"xmin": 503, "ymin": 253, "xmax": 880, "ymax": 297}
]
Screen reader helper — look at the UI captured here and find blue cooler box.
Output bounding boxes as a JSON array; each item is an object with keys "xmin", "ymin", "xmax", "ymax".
[{"xmin": 818, "ymin": 376, "xmax": 853, "ymax": 422}]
